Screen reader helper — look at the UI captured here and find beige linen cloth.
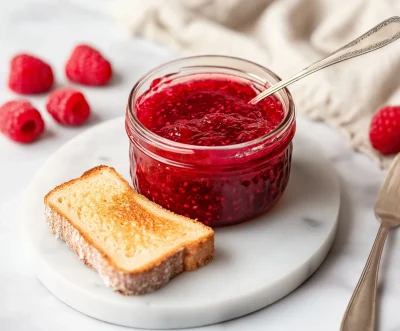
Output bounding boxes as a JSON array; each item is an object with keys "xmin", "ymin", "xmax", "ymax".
[{"xmin": 111, "ymin": 0, "xmax": 400, "ymax": 169}]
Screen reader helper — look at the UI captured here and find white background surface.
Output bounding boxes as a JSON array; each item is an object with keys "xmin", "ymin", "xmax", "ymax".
[{"xmin": 0, "ymin": 1, "xmax": 399, "ymax": 331}]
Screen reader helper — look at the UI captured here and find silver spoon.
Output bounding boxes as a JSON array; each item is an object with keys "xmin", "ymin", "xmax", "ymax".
[
  {"xmin": 340, "ymin": 153, "xmax": 400, "ymax": 331},
  {"xmin": 249, "ymin": 16, "xmax": 400, "ymax": 105}
]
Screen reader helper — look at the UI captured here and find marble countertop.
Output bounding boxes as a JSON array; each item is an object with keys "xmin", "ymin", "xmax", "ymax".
[{"xmin": 0, "ymin": 1, "xmax": 399, "ymax": 330}]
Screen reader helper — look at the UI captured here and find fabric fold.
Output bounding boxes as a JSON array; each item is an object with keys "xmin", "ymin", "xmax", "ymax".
[{"xmin": 111, "ymin": 0, "xmax": 400, "ymax": 169}]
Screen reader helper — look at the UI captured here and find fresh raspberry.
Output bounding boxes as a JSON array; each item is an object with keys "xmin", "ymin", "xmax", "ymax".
[
  {"xmin": 0, "ymin": 100, "xmax": 45, "ymax": 143},
  {"xmin": 8, "ymin": 54, "xmax": 54, "ymax": 94},
  {"xmin": 46, "ymin": 88, "xmax": 90, "ymax": 126},
  {"xmin": 65, "ymin": 44, "xmax": 112, "ymax": 86},
  {"xmin": 369, "ymin": 106, "xmax": 400, "ymax": 155}
]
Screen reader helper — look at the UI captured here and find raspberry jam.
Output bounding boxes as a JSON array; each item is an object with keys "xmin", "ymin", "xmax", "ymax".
[
  {"xmin": 136, "ymin": 78, "xmax": 284, "ymax": 146},
  {"xmin": 126, "ymin": 56, "xmax": 296, "ymax": 227}
]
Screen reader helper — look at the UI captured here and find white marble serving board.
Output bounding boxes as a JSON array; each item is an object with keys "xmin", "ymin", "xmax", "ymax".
[{"xmin": 22, "ymin": 116, "xmax": 340, "ymax": 329}]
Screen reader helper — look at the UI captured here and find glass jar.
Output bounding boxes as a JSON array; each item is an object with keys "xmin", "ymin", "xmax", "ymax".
[{"xmin": 125, "ymin": 55, "xmax": 296, "ymax": 227}]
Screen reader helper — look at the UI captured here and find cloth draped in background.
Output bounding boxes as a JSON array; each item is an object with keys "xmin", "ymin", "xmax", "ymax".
[{"xmin": 111, "ymin": 0, "xmax": 400, "ymax": 169}]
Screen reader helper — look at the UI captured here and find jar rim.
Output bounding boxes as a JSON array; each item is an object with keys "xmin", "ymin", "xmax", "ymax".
[{"xmin": 126, "ymin": 55, "xmax": 295, "ymax": 152}]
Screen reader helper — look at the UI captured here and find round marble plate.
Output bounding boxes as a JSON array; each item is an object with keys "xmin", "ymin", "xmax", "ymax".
[{"xmin": 23, "ymin": 116, "xmax": 340, "ymax": 330}]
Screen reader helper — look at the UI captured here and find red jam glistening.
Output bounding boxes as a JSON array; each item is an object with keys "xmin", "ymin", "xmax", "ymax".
[{"xmin": 126, "ymin": 58, "xmax": 295, "ymax": 227}]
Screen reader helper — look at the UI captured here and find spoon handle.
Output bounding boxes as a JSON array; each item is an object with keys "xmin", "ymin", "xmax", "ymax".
[
  {"xmin": 340, "ymin": 223, "xmax": 390, "ymax": 331},
  {"xmin": 249, "ymin": 16, "xmax": 400, "ymax": 105}
]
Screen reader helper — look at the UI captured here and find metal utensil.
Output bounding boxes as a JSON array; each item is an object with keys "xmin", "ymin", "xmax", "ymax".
[
  {"xmin": 249, "ymin": 16, "xmax": 400, "ymax": 105},
  {"xmin": 340, "ymin": 153, "xmax": 400, "ymax": 331}
]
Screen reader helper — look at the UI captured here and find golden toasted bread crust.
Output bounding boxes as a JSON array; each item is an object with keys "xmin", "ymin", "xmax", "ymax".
[{"xmin": 44, "ymin": 165, "xmax": 214, "ymax": 295}]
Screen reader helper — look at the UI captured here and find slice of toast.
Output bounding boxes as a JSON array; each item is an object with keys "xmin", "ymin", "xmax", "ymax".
[{"xmin": 44, "ymin": 165, "xmax": 214, "ymax": 295}]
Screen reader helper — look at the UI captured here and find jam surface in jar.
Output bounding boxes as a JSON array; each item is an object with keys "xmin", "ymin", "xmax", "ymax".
[
  {"xmin": 136, "ymin": 77, "xmax": 284, "ymax": 146},
  {"xmin": 129, "ymin": 74, "xmax": 294, "ymax": 227}
]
